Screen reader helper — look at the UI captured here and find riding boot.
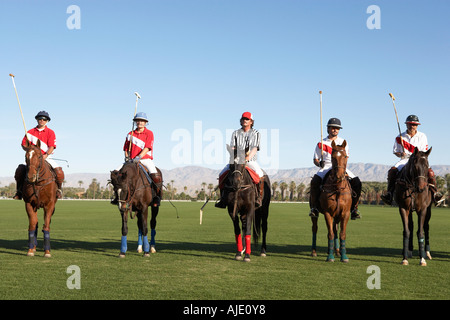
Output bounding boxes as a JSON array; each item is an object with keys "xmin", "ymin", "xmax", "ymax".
[
  {"xmin": 381, "ymin": 167, "xmax": 398, "ymax": 205},
  {"xmin": 309, "ymin": 174, "xmax": 322, "ymax": 218},
  {"xmin": 13, "ymin": 164, "xmax": 26, "ymax": 200},
  {"xmin": 350, "ymin": 177, "xmax": 362, "ymax": 220},
  {"xmin": 150, "ymin": 172, "xmax": 163, "ymax": 206},
  {"xmin": 54, "ymin": 167, "xmax": 65, "ymax": 199},
  {"xmin": 215, "ymin": 187, "xmax": 228, "ymax": 208},
  {"xmin": 255, "ymin": 176, "xmax": 264, "ymax": 208},
  {"xmin": 428, "ymin": 168, "xmax": 442, "ymax": 205}
]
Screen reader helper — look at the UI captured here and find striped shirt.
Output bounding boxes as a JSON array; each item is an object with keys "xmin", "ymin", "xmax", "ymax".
[{"xmin": 230, "ymin": 128, "xmax": 260, "ymax": 161}]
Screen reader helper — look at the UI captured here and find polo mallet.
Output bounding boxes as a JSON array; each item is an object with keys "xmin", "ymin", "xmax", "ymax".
[
  {"xmin": 9, "ymin": 74, "xmax": 28, "ymax": 135},
  {"xmin": 200, "ymin": 186, "xmax": 219, "ymax": 225},
  {"xmin": 128, "ymin": 92, "xmax": 141, "ymax": 155},
  {"xmin": 319, "ymin": 90, "xmax": 324, "ymax": 161},
  {"xmin": 389, "ymin": 92, "xmax": 405, "ymax": 154}
]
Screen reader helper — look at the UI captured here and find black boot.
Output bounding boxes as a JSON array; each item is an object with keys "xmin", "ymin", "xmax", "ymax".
[
  {"xmin": 381, "ymin": 167, "xmax": 398, "ymax": 205},
  {"xmin": 309, "ymin": 174, "xmax": 322, "ymax": 218},
  {"xmin": 215, "ymin": 188, "xmax": 228, "ymax": 208}
]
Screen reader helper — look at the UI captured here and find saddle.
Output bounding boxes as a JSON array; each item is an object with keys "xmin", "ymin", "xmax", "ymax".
[{"xmin": 218, "ymin": 167, "xmax": 260, "ymax": 189}]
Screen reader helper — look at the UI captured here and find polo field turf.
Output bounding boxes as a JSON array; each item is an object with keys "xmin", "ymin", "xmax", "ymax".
[{"xmin": 0, "ymin": 200, "xmax": 449, "ymax": 300}]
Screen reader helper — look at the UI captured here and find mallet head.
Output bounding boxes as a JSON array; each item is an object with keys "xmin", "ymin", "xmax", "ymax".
[
  {"xmin": 9, "ymin": 73, "xmax": 15, "ymax": 77},
  {"xmin": 389, "ymin": 93, "xmax": 395, "ymax": 100},
  {"xmin": 134, "ymin": 92, "xmax": 141, "ymax": 99}
]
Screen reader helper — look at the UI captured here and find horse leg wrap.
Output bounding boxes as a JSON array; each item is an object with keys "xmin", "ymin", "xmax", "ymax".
[
  {"xmin": 402, "ymin": 236, "xmax": 409, "ymax": 258},
  {"xmin": 138, "ymin": 229, "xmax": 143, "ymax": 246},
  {"xmin": 327, "ymin": 239, "xmax": 335, "ymax": 261},
  {"xmin": 418, "ymin": 237, "xmax": 425, "ymax": 259},
  {"xmin": 121, "ymin": 236, "xmax": 127, "ymax": 253},
  {"xmin": 150, "ymin": 229, "xmax": 156, "ymax": 246},
  {"xmin": 43, "ymin": 230, "xmax": 51, "ymax": 251},
  {"xmin": 143, "ymin": 236, "xmax": 150, "ymax": 253},
  {"xmin": 28, "ymin": 230, "xmax": 36, "ymax": 249},
  {"xmin": 340, "ymin": 239, "xmax": 348, "ymax": 261},
  {"xmin": 245, "ymin": 235, "xmax": 251, "ymax": 255},
  {"xmin": 235, "ymin": 234, "xmax": 243, "ymax": 252}
]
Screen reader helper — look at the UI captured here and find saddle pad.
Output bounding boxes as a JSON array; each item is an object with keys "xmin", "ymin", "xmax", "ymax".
[{"xmin": 219, "ymin": 167, "xmax": 260, "ymax": 189}]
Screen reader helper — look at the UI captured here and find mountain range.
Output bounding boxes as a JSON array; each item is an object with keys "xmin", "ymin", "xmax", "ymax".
[{"xmin": 2, "ymin": 163, "xmax": 449, "ymax": 196}]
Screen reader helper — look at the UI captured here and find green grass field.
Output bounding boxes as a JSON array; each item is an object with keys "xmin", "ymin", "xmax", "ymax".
[{"xmin": 0, "ymin": 200, "xmax": 449, "ymax": 300}]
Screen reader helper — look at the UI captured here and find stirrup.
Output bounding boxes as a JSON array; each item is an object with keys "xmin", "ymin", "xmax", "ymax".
[
  {"xmin": 351, "ymin": 209, "xmax": 361, "ymax": 220},
  {"xmin": 215, "ymin": 199, "xmax": 227, "ymax": 208},
  {"xmin": 381, "ymin": 192, "xmax": 392, "ymax": 205}
]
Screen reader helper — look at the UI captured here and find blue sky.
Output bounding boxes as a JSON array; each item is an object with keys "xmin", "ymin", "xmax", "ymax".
[{"xmin": 1, "ymin": 0, "xmax": 449, "ymax": 178}]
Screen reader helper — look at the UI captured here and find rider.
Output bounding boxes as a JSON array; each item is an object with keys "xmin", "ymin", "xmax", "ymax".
[
  {"xmin": 13, "ymin": 111, "xmax": 65, "ymax": 199},
  {"xmin": 215, "ymin": 111, "xmax": 265, "ymax": 208},
  {"xmin": 381, "ymin": 115, "xmax": 441, "ymax": 205},
  {"xmin": 309, "ymin": 118, "xmax": 362, "ymax": 220},
  {"xmin": 111, "ymin": 112, "xmax": 162, "ymax": 206}
]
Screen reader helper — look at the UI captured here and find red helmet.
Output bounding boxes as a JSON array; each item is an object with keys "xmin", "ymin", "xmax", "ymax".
[{"xmin": 241, "ymin": 112, "xmax": 253, "ymax": 120}]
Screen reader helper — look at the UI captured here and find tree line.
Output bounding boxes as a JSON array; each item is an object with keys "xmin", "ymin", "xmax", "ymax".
[{"xmin": 1, "ymin": 174, "xmax": 449, "ymax": 206}]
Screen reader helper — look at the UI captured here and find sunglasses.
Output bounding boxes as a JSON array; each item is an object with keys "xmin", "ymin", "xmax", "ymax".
[{"xmin": 37, "ymin": 117, "xmax": 49, "ymax": 121}]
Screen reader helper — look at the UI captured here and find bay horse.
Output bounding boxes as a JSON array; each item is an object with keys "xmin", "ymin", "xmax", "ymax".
[
  {"xmin": 395, "ymin": 147, "xmax": 433, "ymax": 266},
  {"xmin": 110, "ymin": 161, "xmax": 162, "ymax": 258},
  {"xmin": 21, "ymin": 139, "xmax": 58, "ymax": 257},
  {"xmin": 315, "ymin": 140, "xmax": 352, "ymax": 262},
  {"xmin": 224, "ymin": 145, "xmax": 271, "ymax": 262}
]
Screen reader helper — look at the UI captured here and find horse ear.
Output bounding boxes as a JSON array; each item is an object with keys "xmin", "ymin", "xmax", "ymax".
[
  {"xmin": 36, "ymin": 139, "xmax": 41, "ymax": 149},
  {"xmin": 414, "ymin": 147, "xmax": 419, "ymax": 155},
  {"xmin": 331, "ymin": 140, "xmax": 336, "ymax": 149},
  {"xmin": 425, "ymin": 147, "xmax": 432, "ymax": 156},
  {"xmin": 341, "ymin": 140, "xmax": 347, "ymax": 148}
]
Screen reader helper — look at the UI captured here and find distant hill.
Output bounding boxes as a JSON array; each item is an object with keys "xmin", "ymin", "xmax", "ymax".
[{"xmin": 2, "ymin": 164, "xmax": 449, "ymax": 196}]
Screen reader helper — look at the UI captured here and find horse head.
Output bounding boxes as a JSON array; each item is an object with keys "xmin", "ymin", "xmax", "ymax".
[
  {"xmin": 410, "ymin": 147, "xmax": 432, "ymax": 192},
  {"xmin": 111, "ymin": 163, "xmax": 137, "ymax": 212},
  {"xmin": 331, "ymin": 140, "xmax": 348, "ymax": 183},
  {"xmin": 24, "ymin": 139, "xmax": 43, "ymax": 183},
  {"xmin": 227, "ymin": 144, "xmax": 248, "ymax": 191}
]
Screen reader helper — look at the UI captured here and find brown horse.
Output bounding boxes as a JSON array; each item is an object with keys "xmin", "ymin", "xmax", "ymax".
[
  {"xmin": 20, "ymin": 140, "xmax": 58, "ymax": 257},
  {"xmin": 316, "ymin": 140, "xmax": 352, "ymax": 262},
  {"xmin": 395, "ymin": 147, "xmax": 433, "ymax": 266},
  {"xmin": 110, "ymin": 161, "xmax": 162, "ymax": 258},
  {"xmin": 224, "ymin": 145, "xmax": 271, "ymax": 262}
]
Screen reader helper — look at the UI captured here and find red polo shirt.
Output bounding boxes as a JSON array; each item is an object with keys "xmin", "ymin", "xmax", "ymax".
[
  {"xmin": 123, "ymin": 127, "xmax": 154, "ymax": 160},
  {"xmin": 22, "ymin": 126, "xmax": 56, "ymax": 155}
]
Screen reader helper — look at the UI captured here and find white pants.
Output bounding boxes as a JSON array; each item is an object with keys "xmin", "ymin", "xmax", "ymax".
[
  {"xmin": 117, "ymin": 158, "xmax": 157, "ymax": 174},
  {"xmin": 220, "ymin": 160, "xmax": 264, "ymax": 178},
  {"xmin": 316, "ymin": 165, "xmax": 356, "ymax": 179}
]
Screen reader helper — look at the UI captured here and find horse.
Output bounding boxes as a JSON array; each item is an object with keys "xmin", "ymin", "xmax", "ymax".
[
  {"xmin": 315, "ymin": 140, "xmax": 352, "ymax": 262},
  {"xmin": 20, "ymin": 139, "xmax": 58, "ymax": 257},
  {"xmin": 224, "ymin": 145, "xmax": 271, "ymax": 262},
  {"xmin": 110, "ymin": 161, "xmax": 162, "ymax": 258},
  {"xmin": 394, "ymin": 147, "xmax": 433, "ymax": 266}
]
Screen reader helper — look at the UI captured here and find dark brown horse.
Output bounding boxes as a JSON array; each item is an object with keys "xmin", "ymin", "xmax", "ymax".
[
  {"xmin": 110, "ymin": 161, "xmax": 162, "ymax": 257},
  {"xmin": 395, "ymin": 147, "xmax": 433, "ymax": 266},
  {"xmin": 314, "ymin": 140, "xmax": 352, "ymax": 262},
  {"xmin": 224, "ymin": 145, "xmax": 271, "ymax": 262},
  {"xmin": 20, "ymin": 140, "xmax": 58, "ymax": 257}
]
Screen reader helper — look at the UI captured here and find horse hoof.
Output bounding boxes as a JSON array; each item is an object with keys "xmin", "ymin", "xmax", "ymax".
[
  {"xmin": 419, "ymin": 258, "xmax": 427, "ymax": 266},
  {"xmin": 311, "ymin": 250, "xmax": 317, "ymax": 257},
  {"xmin": 341, "ymin": 258, "xmax": 349, "ymax": 263},
  {"xmin": 260, "ymin": 252, "xmax": 267, "ymax": 257},
  {"xmin": 235, "ymin": 253, "xmax": 242, "ymax": 261},
  {"xmin": 401, "ymin": 259, "xmax": 409, "ymax": 265},
  {"xmin": 151, "ymin": 246, "xmax": 156, "ymax": 253},
  {"xmin": 426, "ymin": 251, "xmax": 432, "ymax": 260},
  {"xmin": 137, "ymin": 245, "xmax": 143, "ymax": 253},
  {"xmin": 244, "ymin": 254, "xmax": 251, "ymax": 262},
  {"xmin": 119, "ymin": 252, "xmax": 126, "ymax": 258},
  {"xmin": 143, "ymin": 252, "xmax": 150, "ymax": 258},
  {"xmin": 26, "ymin": 250, "xmax": 35, "ymax": 257},
  {"xmin": 44, "ymin": 252, "xmax": 51, "ymax": 258}
]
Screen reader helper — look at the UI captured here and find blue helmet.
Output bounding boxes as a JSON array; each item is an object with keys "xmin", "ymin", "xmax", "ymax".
[
  {"xmin": 35, "ymin": 110, "xmax": 51, "ymax": 121},
  {"xmin": 133, "ymin": 112, "xmax": 148, "ymax": 122}
]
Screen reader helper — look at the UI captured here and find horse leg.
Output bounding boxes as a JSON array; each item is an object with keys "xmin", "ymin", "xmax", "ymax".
[
  {"xmin": 333, "ymin": 222, "xmax": 340, "ymax": 257},
  {"xmin": 339, "ymin": 214, "xmax": 350, "ymax": 263},
  {"xmin": 232, "ymin": 217, "xmax": 243, "ymax": 261},
  {"xmin": 137, "ymin": 228, "xmax": 143, "ymax": 253},
  {"xmin": 260, "ymin": 207, "xmax": 268, "ymax": 257},
  {"xmin": 119, "ymin": 211, "xmax": 128, "ymax": 258},
  {"xmin": 25, "ymin": 203, "xmax": 38, "ymax": 256},
  {"xmin": 399, "ymin": 207, "xmax": 410, "ymax": 265},
  {"xmin": 140, "ymin": 207, "xmax": 150, "ymax": 257},
  {"xmin": 42, "ymin": 203, "xmax": 55, "ymax": 258},
  {"xmin": 311, "ymin": 216, "xmax": 318, "ymax": 257},
  {"xmin": 424, "ymin": 205, "xmax": 432, "ymax": 260},
  {"xmin": 149, "ymin": 206, "xmax": 159, "ymax": 253},
  {"xmin": 324, "ymin": 213, "xmax": 335, "ymax": 262},
  {"xmin": 242, "ymin": 212, "xmax": 253, "ymax": 262},
  {"xmin": 416, "ymin": 209, "xmax": 427, "ymax": 266}
]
